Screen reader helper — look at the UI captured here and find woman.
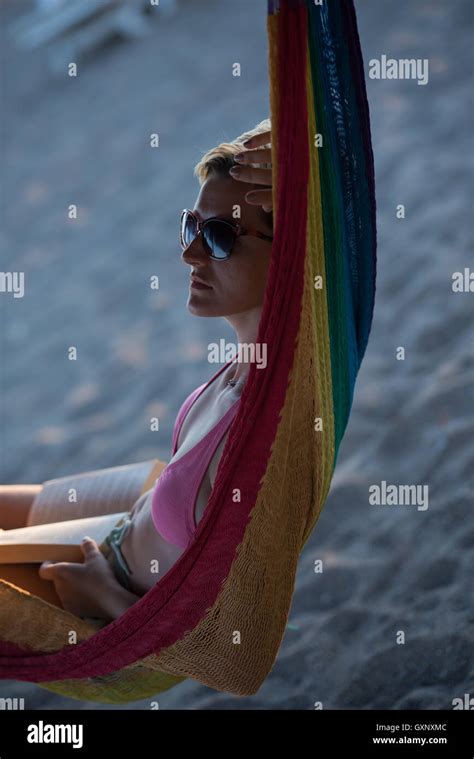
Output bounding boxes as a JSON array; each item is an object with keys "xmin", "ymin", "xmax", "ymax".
[{"xmin": 0, "ymin": 119, "xmax": 274, "ymax": 623}]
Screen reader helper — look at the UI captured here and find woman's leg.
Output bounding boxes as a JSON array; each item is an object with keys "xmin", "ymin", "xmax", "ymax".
[{"xmin": 0, "ymin": 485, "xmax": 43, "ymax": 530}]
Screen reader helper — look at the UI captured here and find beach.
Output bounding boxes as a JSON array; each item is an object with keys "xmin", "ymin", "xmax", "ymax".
[{"xmin": 0, "ymin": 0, "xmax": 472, "ymax": 709}]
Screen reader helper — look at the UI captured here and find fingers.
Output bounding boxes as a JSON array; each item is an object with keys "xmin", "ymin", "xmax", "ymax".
[
  {"xmin": 242, "ymin": 129, "xmax": 271, "ymax": 148},
  {"xmin": 229, "ymin": 165, "xmax": 272, "ymax": 186},
  {"xmin": 38, "ymin": 539, "xmax": 99, "ymax": 583},
  {"xmin": 244, "ymin": 188, "xmax": 273, "ymax": 211},
  {"xmin": 230, "ymin": 128, "xmax": 273, "ymax": 212},
  {"xmin": 39, "ymin": 560, "xmax": 65, "ymax": 580},
  {"xmin": 234, "ymin": 147, "xmax": 271, "ymax": 165},
  {"xmin": 80, "ymin": 536, "xmax": 100, "ymax": 559}
]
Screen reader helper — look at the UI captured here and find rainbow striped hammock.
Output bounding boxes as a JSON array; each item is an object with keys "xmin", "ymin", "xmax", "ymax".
[{"xmin": 0, "ymin": 0, "xmax": 376, "ymax": 703}]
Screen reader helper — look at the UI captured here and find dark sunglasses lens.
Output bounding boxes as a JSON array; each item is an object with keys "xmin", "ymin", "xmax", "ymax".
[
  {"xmin": 181, "ymin": 212, "xmax": 198, "ymax": 248},
  {"xmin": 203, "ymin": 221, "xmax": 235, "ymax": 260}
]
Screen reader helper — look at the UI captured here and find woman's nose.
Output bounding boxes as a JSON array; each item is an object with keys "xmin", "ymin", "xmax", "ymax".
[{"xmin": 181, "ymin": 233, "xmax": 208, "ymax": 265}]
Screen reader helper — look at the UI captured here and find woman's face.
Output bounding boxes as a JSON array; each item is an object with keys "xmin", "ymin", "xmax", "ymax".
[{"xmin": 182, "ymin": 176, "xmax": 273, "ymax": 318}]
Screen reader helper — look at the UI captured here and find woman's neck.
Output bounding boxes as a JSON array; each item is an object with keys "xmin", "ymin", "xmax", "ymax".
[{"xmin": 225, "ymin": 306, "xmax": 262, "ymax": 385}]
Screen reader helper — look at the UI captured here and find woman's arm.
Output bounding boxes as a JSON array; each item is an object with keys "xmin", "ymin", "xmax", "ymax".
[
  {"xmin": 39, "ymin": 537, "xmax": 141, "ymax": 622},
  {"xmin": 98, "ymin": 582, "xmax": 141, "ymax": 622}
]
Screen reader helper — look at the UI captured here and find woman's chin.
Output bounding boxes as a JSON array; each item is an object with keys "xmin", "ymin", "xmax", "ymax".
[{"xmin": 187, "ymin": 300, "xmax": 217, "ymax": 317}]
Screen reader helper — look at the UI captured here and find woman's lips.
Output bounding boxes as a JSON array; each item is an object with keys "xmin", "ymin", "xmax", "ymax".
[{"xmin": 190, "ymin": 278, "xmax": 212, "ymax": 290}]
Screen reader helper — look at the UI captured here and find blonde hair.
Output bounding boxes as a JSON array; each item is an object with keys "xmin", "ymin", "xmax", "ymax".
[{"xmin": 193, "ymin": 118, "xmax": 273, "ymax": 231}]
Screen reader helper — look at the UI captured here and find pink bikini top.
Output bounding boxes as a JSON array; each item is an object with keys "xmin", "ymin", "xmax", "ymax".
[{"xmin": 150, "ymin": 360, "xmax": 241, "ymax": 549}]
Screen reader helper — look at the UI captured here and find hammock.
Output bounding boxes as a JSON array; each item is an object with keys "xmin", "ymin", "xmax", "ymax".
[{"xmin": 0, "ymin": 0, "xmax": 376, "ymax": 703}]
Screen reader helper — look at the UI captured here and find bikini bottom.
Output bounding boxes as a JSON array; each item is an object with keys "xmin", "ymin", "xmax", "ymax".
[{"xmin": 102, "ymin": 514, "xmax": 134, "ymax": 592}]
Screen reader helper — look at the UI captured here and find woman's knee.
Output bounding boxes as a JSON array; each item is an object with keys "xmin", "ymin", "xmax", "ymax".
[{"xmin": 0, "ymin": 484, "xmax": 43, "ymax": 529}]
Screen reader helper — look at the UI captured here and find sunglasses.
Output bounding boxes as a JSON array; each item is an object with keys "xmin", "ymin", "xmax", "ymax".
[{"xmin": 180, "ymin": 208, "xmax": 273, "ymax": 261}]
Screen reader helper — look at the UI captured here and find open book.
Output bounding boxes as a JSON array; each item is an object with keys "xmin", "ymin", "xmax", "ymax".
[
  {"xmin": 0, "ymin": 458, "xmax": 166, "ymax": 608},
  {"xmin": 0, "ymin": 512, "xmax": 129, "ymax": 564},
  {"xmin": 25, "ymin": 459, "xmax": 161, "ymax": 527},
  {"xmin": 0, "ymin": 513, "xmax": 128, "ymax": 609}
]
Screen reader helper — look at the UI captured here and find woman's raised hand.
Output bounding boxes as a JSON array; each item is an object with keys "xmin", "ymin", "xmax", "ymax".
[{"xmin": 229, "ymin": 129, "xmax": 273, "ymax": 213}]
